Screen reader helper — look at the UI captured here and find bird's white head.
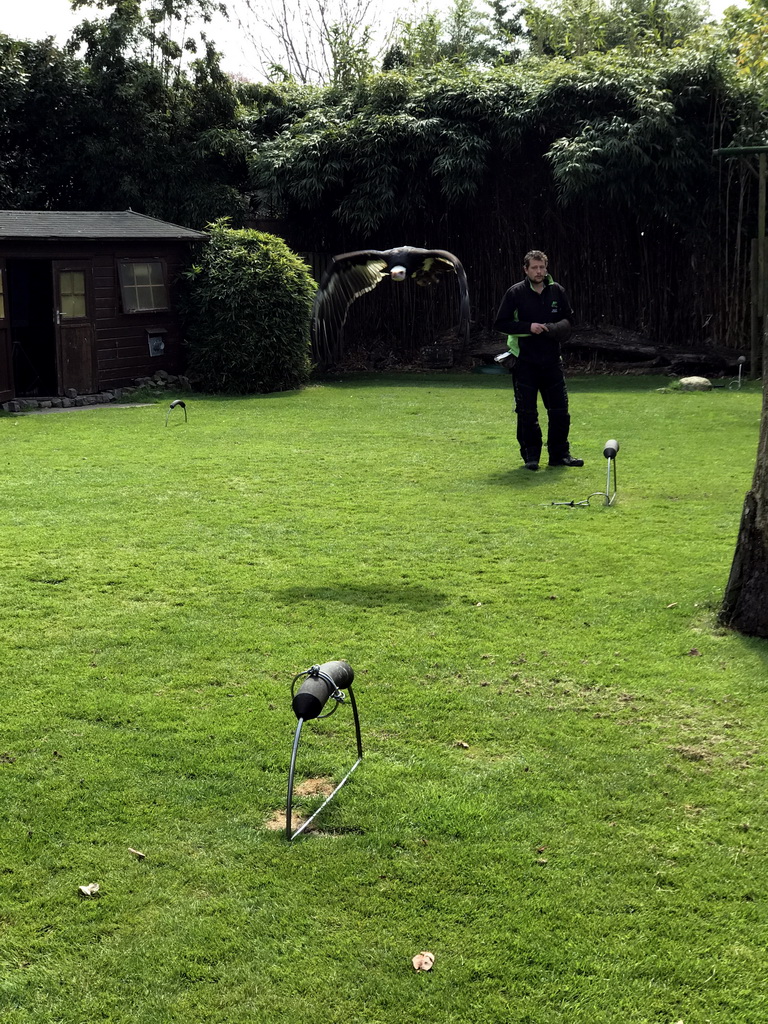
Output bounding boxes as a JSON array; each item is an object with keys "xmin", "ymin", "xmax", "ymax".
[{"xmin": 390, "ymin": 266, "xmax": 407, "ymax": 282}]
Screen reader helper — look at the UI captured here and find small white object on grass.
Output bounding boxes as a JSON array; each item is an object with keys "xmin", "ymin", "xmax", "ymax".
[{"xmin": 412, "ymin": 951, "xmax": 435, "ymax": 971}]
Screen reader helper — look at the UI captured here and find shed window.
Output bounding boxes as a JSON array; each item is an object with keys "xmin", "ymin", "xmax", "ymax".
[
  {"xmin": 118, "ymin": 260, "xmax": 169, "ymax": 312},
  {"xmin": 60, "ymin": 270, "xmax": 87, "ymax": 318}
]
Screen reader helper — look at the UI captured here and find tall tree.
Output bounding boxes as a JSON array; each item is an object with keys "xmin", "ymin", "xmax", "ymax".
[
  {"xmin": 236, "ymin": 0, "xmax": 377, "ymax": 85},
  {"xmin": 0, "ymin": 35, "xmax": 90, "ymax": 209},
  {"xmin": 382, "ymin": 9, "xmax": 444, "ymax": 71},
  {"xmin": 717, "ymin": 2, "xmax": 768, "ymax": 637},
  {"xmin": 70, "ymin": 1, "xmax": 248, "ymax": 224},
  {"xmin": 526, "ymin": 0, "xmax": 709, "ymax": 57},
  {"xmin": 442, "ymin": 0, "xmax": 493, "ymax": 62},
  {"xmin": 0, "ymin": 2, "xmax": 250, "ymax": 225},
  {"xmin": 720, "ymin": 375, "xmax": 768, "ymax": 637},
  {"xmin": 722, "ymin": 0, "xmax": 768, "ymax": 100},
  {"xmin": 70, "ymin": 0, "xmax": 227, "ymax": 86},
  {"xmin": 382, "ymin": 0, "xmax": 526, "ymax": 71},
  {"xmin": 486, "ymin": 0, "xmax": 527, "ymax": 63}
]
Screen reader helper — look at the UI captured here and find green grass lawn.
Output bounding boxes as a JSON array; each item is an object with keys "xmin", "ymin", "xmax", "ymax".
[{"xmin": 1, "ymin": 373, "xmax": 766, "ymax": 1024}]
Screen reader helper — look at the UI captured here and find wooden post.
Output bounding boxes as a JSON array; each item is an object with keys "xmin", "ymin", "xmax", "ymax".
[
  {"xmin": 713, "ymin": 146, "xmax": 768, "ymax": 378},
  {"xmin": 752, "ymin": 238, "xmax": 760, "ymax": 377},
  {"xmin": 760, "ymin": 154, "xmax": 767, "ymax": 377}
]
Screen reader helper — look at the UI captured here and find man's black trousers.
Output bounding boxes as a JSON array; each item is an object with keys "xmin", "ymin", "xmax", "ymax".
[{"xmin": 511, "ymin": 359, "xmax": 571, "ymax": 463}]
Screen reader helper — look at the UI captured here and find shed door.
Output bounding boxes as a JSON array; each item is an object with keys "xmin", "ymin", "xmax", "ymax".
[
  {"xmin": 53, "ymin": 260, "xmax": 97, "ymax": 395},
  {"xmin": 0, "ymin": 260, "xmax": 12, "ymax": 403}
]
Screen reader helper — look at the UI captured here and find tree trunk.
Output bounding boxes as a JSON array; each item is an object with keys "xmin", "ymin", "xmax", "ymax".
[{"xmin": 720, "ymin": 379, "xmax": 768, "ymax": 636}]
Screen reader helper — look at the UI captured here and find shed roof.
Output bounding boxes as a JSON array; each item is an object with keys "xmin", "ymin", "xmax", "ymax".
[{"xmin": 0, "ymin": 210, "xmax": 208, "ymax": 241}]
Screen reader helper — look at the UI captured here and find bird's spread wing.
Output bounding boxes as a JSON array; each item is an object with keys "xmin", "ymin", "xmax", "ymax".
[
  {"xmin": 312, "ymin": 251, "xmax": 388, "ymax": 361},
  {"xmin": 411, "ymin": 249, "xmax": 471, "ymax": 347}
]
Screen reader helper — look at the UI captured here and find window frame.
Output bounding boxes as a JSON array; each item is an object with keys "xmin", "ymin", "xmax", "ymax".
[
  {"xmin": 117, "ymin": 258, "xmax": 170, "ymax": 314},
  {"xmin": 58, "ymin": 268, "xmax": 88, "ymax": 320}
]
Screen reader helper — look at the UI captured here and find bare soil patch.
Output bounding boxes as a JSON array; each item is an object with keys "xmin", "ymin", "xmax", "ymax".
[{"xmin": 294, "ymin": 777, "xmax": 335, "ymax": 797}]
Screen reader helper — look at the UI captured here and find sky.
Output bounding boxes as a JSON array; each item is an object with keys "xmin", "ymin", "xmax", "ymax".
[{"xmin": 0, "ymin": 0, "xmax": 748, "ymax": 81}]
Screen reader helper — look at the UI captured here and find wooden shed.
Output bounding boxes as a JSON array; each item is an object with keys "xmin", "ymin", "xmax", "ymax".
[{"xmin": 0, "ymin": 210, "xmax": 208, "ymax": 403}]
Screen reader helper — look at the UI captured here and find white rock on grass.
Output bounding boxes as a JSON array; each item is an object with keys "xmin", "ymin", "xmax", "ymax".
[{"xmin": 679, "ymin": 376, "xmax": 712, "ymax": 391}]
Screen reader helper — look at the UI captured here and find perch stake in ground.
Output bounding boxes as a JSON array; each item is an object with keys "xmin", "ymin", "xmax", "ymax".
[
  {"xmin": 286, "ymin": 660, "xmax": 363, "ymax": 841},
  {"xmin": 549, "ymin": 439, "xmax": 620, "ymax": 507},
  {"xmin": 602, "ymin": 439, "xmax": 619, "ymax": 506},
  {"xmin": 729, "ymin": 355, "xmax": 747, "ymax": 391},
  {"xmin": 165, "ymin": 399, "xmax": 187, "ymax": 426}
]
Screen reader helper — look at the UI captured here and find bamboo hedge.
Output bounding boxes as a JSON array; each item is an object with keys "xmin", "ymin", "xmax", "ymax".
[{"xmin": 248, "ymin": 47, "xmax": 765, "ymax": 358}]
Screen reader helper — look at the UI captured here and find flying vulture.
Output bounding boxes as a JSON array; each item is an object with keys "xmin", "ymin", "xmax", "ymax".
[{"xmin": 311, "ymin": 246, "xmax": 471, "ymax": 364}]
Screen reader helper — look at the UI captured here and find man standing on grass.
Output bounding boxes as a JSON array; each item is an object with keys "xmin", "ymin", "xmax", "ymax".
[{"xmin": 493, "ymin": 249, "xmax": 583, "ymax": 472}]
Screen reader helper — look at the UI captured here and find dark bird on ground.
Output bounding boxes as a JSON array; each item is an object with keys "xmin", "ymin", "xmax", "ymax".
[{"xmin": 311, "ymin": 246, "xmax": 471, "ymax": 364}]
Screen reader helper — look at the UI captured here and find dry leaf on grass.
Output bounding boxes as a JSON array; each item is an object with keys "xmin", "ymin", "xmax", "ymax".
[
  {"xmin": 454, "ymin": 740, "xmax": 470, "ymax": 749},
  {"xmin": 128, "ymin": 847, "xmax": 146, "ymax": 860},
  {"xmin": 666, "ymin": 603, "xmax": 678, "ymax": 608},
  {"xmin": 412, "ymin": 951, "xmax": 435, "ymax": 971},
  {"xmin": 78, "ymin": 882, "xmax": 100, "ymax": 897}
]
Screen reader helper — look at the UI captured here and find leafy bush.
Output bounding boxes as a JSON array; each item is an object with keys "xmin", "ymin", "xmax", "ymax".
[{"xmin": 182, "ymin": 222, "xmax": 315, "ymax": 393}]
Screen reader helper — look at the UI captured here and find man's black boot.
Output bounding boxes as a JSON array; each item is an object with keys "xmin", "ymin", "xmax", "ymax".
[{"xmin": 548, "ymin": 454, "xmax": 584, "ymax": 467}]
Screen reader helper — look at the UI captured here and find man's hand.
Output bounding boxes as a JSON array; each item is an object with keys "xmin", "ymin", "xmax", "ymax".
[{"xmin": 530, "ymin": 323, "xmax": 549, "ymax": 334}]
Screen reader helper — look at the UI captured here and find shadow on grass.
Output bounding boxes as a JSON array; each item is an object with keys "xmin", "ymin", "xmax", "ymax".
[
  {"xmin": 273, "ymin": 582, "xmax": 447, "ymax": 609},
  {"xmin": 724, "ymin": 630, "xmax": 768, "ymax": 668},
  {"xmin": 487, "ymin": 467, "xmax": 542, "ymax": 486},
  {"xmin": 486, "ymin": 465, "xmax": 588, "ymax": 487}
]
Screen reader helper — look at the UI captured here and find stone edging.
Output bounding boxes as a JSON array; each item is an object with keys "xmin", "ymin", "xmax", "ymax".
[{"xmin": 2, "ymin": 371, "xmax": 191, "ymax": 413}]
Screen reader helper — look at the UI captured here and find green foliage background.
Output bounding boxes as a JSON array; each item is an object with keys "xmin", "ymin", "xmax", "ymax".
[
  {"xmin": 0, "ymin": 25, "xmax": 248, "ymax": 226},
  {"xmin": 248, "ymin": 45, "xmax": 762, "ymax": 352},
  {"xmin": 180, "ymin": 223, "xmax": 314, "ymax": 394},
  {"xmin": 1, "ymin": 0, "xmax": 767, "ymax": 355}
]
